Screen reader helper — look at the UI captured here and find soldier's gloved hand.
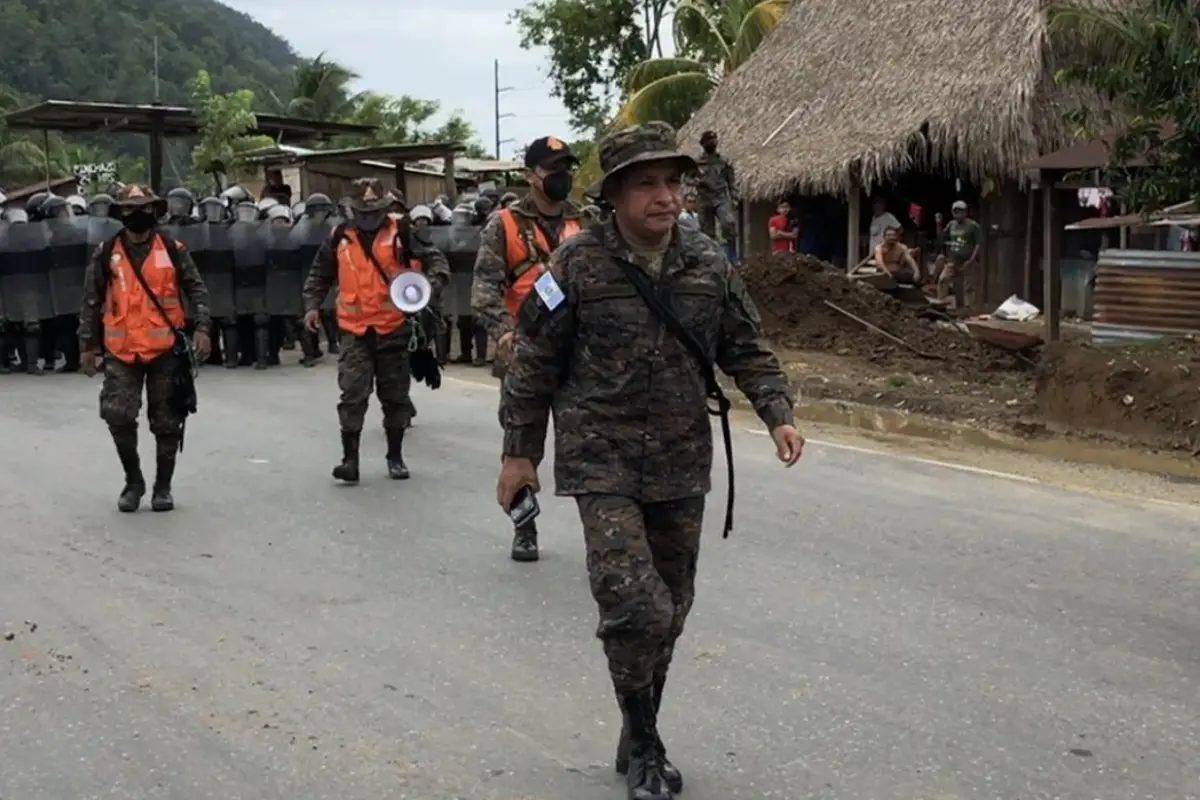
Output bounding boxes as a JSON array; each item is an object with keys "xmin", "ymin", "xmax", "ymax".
[
  {"xmin": 303, "ymin": 310, "xmax": 321, "ymax": 332},
  {"xmin": 497, "ymin": 456, "xmax": 538, "ymax": 510},
  {"xmin": 410, "ymin": 348, "xmax": 442, "ymax": 390},
  {"xmin": 193, "ymin": 331, "xmax": 211, "ymax": 360},
  {"xmin": 81, "ymin": 350, "xmax": 99, "ymax": 378},
  {"xmin": 771, "ymin": 424, "xmax": 804, "ymax": 466}
]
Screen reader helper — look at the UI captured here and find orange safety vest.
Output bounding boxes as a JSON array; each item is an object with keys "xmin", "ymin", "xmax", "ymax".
[
  {"xmin": 498, "ymin": 209, "xmax": 581, "ymax": 318},
  {"xmin": 103, "ymin": 234, "xmax": 187, "ymax": 364},
  {"xmin": 334, "ymin": 220, "xmax": 423, "ymax": 337}
]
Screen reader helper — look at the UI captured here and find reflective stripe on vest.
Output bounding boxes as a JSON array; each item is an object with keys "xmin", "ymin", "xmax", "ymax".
[
  {"xmin": 102, "ymin": 234, "xmax": 187, "ymax": 364},
  {"xmin": 334, "ymin": 220, "xmax": 423, "ymax": 337},
  {"xmin": 498, "ymin": 209, "xmax": 580, "ymax": 319}
]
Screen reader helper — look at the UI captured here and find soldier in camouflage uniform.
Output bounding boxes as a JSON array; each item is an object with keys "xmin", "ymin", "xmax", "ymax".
[
  {"xmin": 696, "ymin": 130, "xmax": 738, "ymax": 261},
  {"xmin": 471, "ymin": 135, "xmax": 582, "ymax": 563},
  {"xmin": 302, "ymin": 178, "xmax": 449, "ymax": 483},
  {"xmin": 496, "ymin": 122, "xmax": 803, "ymax": 800},
  {"xmin": 78, "ymin": 185, "xmax": 213, "ymax": 513}
]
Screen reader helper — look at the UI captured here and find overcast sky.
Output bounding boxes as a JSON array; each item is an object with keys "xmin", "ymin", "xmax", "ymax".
[{"xmin": 218, "ymin": 0, "xmax": 574, "ymax": 159}]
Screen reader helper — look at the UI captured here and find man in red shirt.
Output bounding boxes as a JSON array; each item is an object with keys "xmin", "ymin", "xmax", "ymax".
[{"xmin": 768, "ymin": 200, "xmax": 797, "ymax": 253}]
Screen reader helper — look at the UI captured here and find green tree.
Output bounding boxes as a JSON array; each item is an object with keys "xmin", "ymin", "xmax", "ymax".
[
  {"xmin": 511, "ymin": 0, "xmax": 670, "ymax": 133},
  {"xmin": 188, "ymin": 70, "xmax": 271, "ymax": 191},
  {"xmin": 1049, "ymin": 0, "xmax": 1200, "ymax": 212},
  {"xmin": 338, "ymin": 92, "xmax": 489, "ymax": 156},
  {"xmin": 615, "ymin": 0, "xmax": 789, "ymax": 128},
  {"xmin": 274, "ymin": 53, "xmax": 362, "ymax": 121}
]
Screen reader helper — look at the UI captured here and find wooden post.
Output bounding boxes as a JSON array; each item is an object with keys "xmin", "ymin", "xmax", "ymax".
[
  {"xmin": 846, "ymin": 177, "xmax": 861, "ymax": 272},
  {"xmin": 1118, "ymin": 200, "xmax": 1129, "ymax": 248},
  {"xmin": 394, "ymin": 163, "xmax": 408, "ymax": 203},
  {"xmin": 1041, "ymin": 181, "xmax": 1061, "ymax": 342},
  {"xmin": 148, "ymin": 112, "xmax": 165, "ymax": 194},
  {"xmin": 1022, "ymin": 185, "xmax": 1036, "ymax": 299},
  {"xmin": 442, "ymin": 152, "xmax": 457, "ymax": 204}
]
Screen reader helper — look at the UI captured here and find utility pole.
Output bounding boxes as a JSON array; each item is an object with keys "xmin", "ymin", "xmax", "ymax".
[{"xmin": 493, "ymin": 59, "xmax": 515, "ymax": 159}]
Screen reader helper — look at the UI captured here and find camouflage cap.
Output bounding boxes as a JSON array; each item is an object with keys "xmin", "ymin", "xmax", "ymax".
[
  {"xmin": 346, "ymin": 177, "xmax": 391, "ymax": 212},
  {"xmin": 113, "ymin": 184, "xmax": 165, "ymax": 209},
  {"xmin": 586, "ymin": 121, "xmax": 697, "ymax": 199}
]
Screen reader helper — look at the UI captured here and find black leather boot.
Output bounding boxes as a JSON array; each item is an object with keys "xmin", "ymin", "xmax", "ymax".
[
  {"xmin": 113, "ymin": 432, "xmax": 145, "ymax": 513},
  {"xmin": 332, "ymin": 430, "xmax": 360, "ymax": 483},
  {"xmin": 24, "ymin": 333, "xmax": 42, "ymax": 375},
  {"xmin": 510, "ymin": 521, "xmax": 539, "ymax": 562},
  {"xmin": 254, "ymin": 325, "xmax": 270, "ymax": 370},
  {"xmin": 222, "ymin": 325, "xmax": 239, "ymax": 368},
  {"xmin": 151, "ymin": 440, "xmax": 177, "ymax": 512},
  {"xmin": 299, "ymin": 328, "xmax": 322, "ymax": 367},
  {"xmin": 618, "ymin": 687, "xmax": 673, "ymax": 800},
  {"xmin": 385, "ymin": 427, "xmax": 410, "ymax": 480},
  {"xmin": 617, "ymin": 675, "xmax": 682, "ymax": 794},
  {"xmin": 472, "ymin": 325, "xmax": 488, "ymax": 367}
]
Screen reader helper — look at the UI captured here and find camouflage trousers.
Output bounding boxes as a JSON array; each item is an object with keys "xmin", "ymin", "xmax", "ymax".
[
  {"xmin": 99, "ymin": 352, "xmax": 185, "ymax": 440},
  {"xmin": 575, "ymin": 494, "xmax": 706, "ymax": 694},
  {"xmin": 699, "ymin": 201, "xmax": 737, "ymax": 241},
  {"xmin": 337, "ymin": 328, "xmax": 414, "ymax": 433}
]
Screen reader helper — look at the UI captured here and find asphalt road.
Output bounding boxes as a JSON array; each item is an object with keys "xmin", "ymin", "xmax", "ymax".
[{"xmin": 2, "ymin": 361, "xmax": 1199, "ymax": 800}]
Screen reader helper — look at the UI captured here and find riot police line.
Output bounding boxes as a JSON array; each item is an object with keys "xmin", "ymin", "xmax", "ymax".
[{"xmin": 0, "ymin": 185, "xmax": 487, "ymax": 374}]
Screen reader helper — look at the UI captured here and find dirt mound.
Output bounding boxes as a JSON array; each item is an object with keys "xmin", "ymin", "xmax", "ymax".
[
  {"xmin": 741, "ymin": 253, "xmax": 1011, "ymax": 379},
  {"xmin": 1035, "ymin": 338, "xmax": 1200, "ymax": 453}
]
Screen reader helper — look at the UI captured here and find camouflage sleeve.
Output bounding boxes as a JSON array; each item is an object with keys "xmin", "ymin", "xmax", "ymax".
[
  {"xmin": 77, "ymin": 243, "xmax": 108, "ymax": 351},
  {"xmin": 500, "ymin": 243, "xmax": 578, "ymax": 460},
  {"xmin": 715, "ymin": 262, "xmax": 795, "ymax": 431},
  {"xmin": 412, "ymin": 232, "xmax": 450, "ymax": 294},
  {"xmin": 302, "ymin": 238, "xmax": 337, "ymax": 313},
  {"xmin": 470, "ymin": 213, "xmax": 513, "ymax": 338},
  {"xmin": 173, "ymin": 243, "xmax": 212, "ymax": 335},
  {"xmin": 724, "ymin": 159, "xmax": 737, "ymax": 200}
]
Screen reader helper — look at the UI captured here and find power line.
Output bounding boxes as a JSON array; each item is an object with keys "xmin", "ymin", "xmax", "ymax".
[{"xmin": 493, "ymin": 59, "xmax": 516, "ymax": 159}]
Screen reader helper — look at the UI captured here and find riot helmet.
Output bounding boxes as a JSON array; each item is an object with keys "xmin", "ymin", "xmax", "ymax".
[
  {"xmin": 0, "ymin": 189, "xmax": 6, "ymax": 207},
  {"xmin": 3, "ymin": 207, "xmax": 28, "ymax": 223},
  {"xmin": 26, "ymin": 192, "xmax": 50, "ymax": 219},
  {"xmin": 472, "ymin": 196, "xmax": 494, "ymax": 225},
  {"xmin": 291, "ymin": 200, "xmax": 306, "ymax": 219},
  {"xmin": 265, "ymin": 203, "xmax": 292, "ymax": 226},
  {"xmin": 303, "ymin": 193, "xmax": 333, "ymax": 219},
  {"xmin": 257, "ymin": 196, "xmax": 280, "ymax": 218},
  {"xmin": 233, "ymin": 200, "xmax": 259, "ymax": 223},
  {"xmin": 66, "ymin": 194, "xmax": 88, "ymax": 215},
  {"xmin": 198, "ymin": 196, "xmax": 225, "ymax": 223},
  {"xmin": 166, "ymin": 187, "xmax": 195, "ymax": 219},
  {"xmin": 40, "ymin": 195, "xmax": 72, "ymax": 219},
  {"xmin": 87, "ymin": 193, "xmax": 114, "ymax": 218},
  {"xmin": 219, "ymin": 185, "xmax": 251, "ymax": 209},
  {"xmin": 409, "ymin": 204, "xmax": 433, "ymax": 227}
]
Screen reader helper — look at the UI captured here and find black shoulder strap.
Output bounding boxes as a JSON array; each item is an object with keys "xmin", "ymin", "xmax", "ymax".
[{"xmin": 611, "ymin": 250, "xmax": 736, "ymax": 538}]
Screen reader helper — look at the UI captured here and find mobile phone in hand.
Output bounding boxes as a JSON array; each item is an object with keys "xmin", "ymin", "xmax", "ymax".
[{"xmin": 507, "ymin": 485, "xmax": 540, "ymax": 528}]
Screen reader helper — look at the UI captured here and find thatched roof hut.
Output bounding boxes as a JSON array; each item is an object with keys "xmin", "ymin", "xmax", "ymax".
[{"xmin": 680, "ymin": 0, "xmax": 1092, "ymax": 200}]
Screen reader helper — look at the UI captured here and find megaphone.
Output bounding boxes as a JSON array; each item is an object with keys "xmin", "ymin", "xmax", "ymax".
[{"xmin": 389, "ymin": 271, "xmax": 433, "ymax": 313}]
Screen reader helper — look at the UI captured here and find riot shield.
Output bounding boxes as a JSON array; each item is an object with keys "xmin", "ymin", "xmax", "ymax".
[
  {"xmin": 265, "ymin": 224, "xmax": 302, "ymax": 316},
  {"xmin": 321, "ymin": 215, "xmax": 346, "ymax": 311},
  {"xmin": 231, "ymin": 220, "xmax": 266, "ymax": 315},
  {"xmin": 203, "ymin": 224, "xmax": 236, "ymax": 319},
  {"xmin": 46, "ymin": 216, "xmax": 90, "ymax": 317},
  {"xmin": 294, "ymin": 217, "xmax": 333, "ymax": 311},
  {"xmin": 428, "ymin": 222, "xmax": 481, "ymax": 317},
  {"xmin": 168, "ymin": 223, "xmax": 210, "ymax": 319},
  {"xmin": 0, "ymin": 223, "xmax": 8, "ymax": 321},
  {"xmin": 0, "ymin": 220, "xmax": 53, "ymax": 323}
]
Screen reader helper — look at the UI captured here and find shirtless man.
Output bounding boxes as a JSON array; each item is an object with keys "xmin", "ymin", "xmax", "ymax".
[{"xmin": 873, "ymin": 225, "xmax": 921, "ymax": 284}]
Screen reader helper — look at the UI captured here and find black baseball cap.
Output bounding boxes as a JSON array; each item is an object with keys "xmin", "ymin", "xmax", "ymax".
[{"xmin": 524, "ymin": 136, "xmax": 579, "ymax": 169}]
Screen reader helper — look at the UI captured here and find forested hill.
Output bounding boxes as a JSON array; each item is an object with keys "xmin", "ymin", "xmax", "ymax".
[{"xmin": 0, "ymin": 0, "xmax": 297, "ymax": 106}]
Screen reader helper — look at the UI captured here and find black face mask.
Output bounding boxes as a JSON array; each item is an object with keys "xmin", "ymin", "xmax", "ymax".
[
  {"xmin": 542, "ymin": 172, "xmax": 573, "ymax": 203},
  {"xmin": 123, "ymin": 210, "xmax": 156, "ymax": 234},
  {"xmin": 355, "ymin": 211, "xmax": 385, "ymax": 230},
  {"xmin": 702, "ymin": 143, "xmax": 717, "ymax": 154}
]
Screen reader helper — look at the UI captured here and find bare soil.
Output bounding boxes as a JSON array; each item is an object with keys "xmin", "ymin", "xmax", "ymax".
[{"xmin": 741, "ymin": 252, "xmax": 1200, "ymax": 456}]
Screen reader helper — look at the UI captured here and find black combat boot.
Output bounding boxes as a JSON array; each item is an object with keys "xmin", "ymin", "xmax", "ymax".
[
  {"xmin": 385, "ymin": 427, "xmax": 410, "ymax": 480},
  {"xmin": 254, "ymin": 325, "xmax": 270, "ymax": 370},
  {"xmin": 616, "ymin": 674, "xmax": 683, "ymax": 794},
  {"xmin": 472, "ymin": 325, "xmax": 488, "ymax": 367},
  {"xmin": 113, "ymin": 432, "xmax": 145, "ymax": 513},
  {"xmin": 618, "ymin": 686, "xmax": 673, "ymax": 800},
  {"xmin": 332, "ymin": 430, "xmax": 361, "ymax": 483},
  {"xmin": 151, "ymin": 440, "xmax": 177, "ymax": 512},
  {"xmin": 510, "ymin": 521, "xmax": 539, "ymax": 562},
  {"xmin": 222, "ymin": 325, "xmax": 239, "ymax": 368},
  {"xmin": 24, "ymin": 333, "xmax": 42, "ymax": 375},
  {"xmin": 299, "ymin": 328, "xmax": 322, "ymax": 367}
]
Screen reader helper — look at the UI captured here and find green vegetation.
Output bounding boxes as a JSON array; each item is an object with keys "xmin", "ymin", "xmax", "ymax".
[{"xmin": 0, "ymin": 0, "xmax": 486, "ymax": 191}]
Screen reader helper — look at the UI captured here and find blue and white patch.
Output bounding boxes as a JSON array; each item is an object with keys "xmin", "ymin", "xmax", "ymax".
[{"xmin": 533, "ymin": 270, "xmax": 565, "ymax": 311}]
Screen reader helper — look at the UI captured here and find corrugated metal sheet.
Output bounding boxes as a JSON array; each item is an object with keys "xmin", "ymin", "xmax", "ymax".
[{"xmin": 1092, "ymin": 249, "xmax": 1200, "ymax": 341}]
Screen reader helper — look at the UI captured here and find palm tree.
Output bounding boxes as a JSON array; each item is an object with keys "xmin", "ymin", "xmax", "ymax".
[
  {"xmin": 272, "ymin": 53, "xmax": 364, "ymax": 122},
  {"xmin": 573, "ymin": 0, "xmax": 788, "ymax": 197},
  {"xmin": 614, "ymin": 0, "xmax": 789, "ymax": 128}
]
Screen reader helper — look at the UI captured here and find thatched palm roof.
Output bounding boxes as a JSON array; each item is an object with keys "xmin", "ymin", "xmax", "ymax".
[{"xmin": 680, "ymin": 0, "xmax": 1094, "ymax": 199}]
